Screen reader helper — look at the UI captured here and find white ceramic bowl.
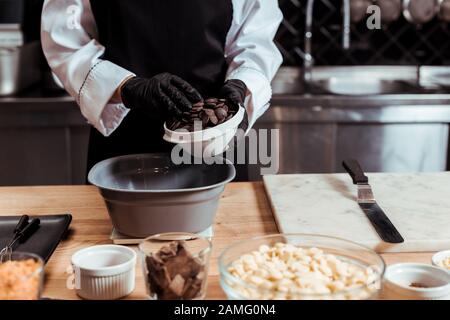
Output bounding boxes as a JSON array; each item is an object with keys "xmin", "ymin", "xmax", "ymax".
[
  {"xmin": 432, "ymin": 250, "xmax": 450, "ymax": 272},
  {"xmin": 71, "ymin": 245, "xmax": 137, "ymax": 300},
  {"xmin": 163, "ymin": 106, "xmax": 245, "ymax": 157},
  {"xmin": 382, "ymin": 263, "xmax": 450, "ymax": 300}
]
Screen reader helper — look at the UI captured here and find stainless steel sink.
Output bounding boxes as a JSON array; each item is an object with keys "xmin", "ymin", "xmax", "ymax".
[
  {"xmin": 271, "ymin": 67, "xmax": 305, "ymax": 95},
  {"xmin": 312, "ymin": 78, "xmax": 413, "ymax": 95},
  {"xmin": 272, "ymin": 66, "xmax": 448, "ymax": 96}
]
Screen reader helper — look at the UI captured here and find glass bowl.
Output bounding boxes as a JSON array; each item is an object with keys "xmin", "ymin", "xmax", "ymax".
[
  {"xmin": 139, "ymin": 232, "xmax": 212, "ymax": 300},
  {"xmin": 0, "ymin": 252, "xmax": 44, "ymax": 300},
  {"xmin": 219, "ymin": 234, "xmax": 385, "ymax": 300}
]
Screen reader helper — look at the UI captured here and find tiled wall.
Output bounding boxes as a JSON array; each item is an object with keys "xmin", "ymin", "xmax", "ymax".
[{"xmin": 276, "ymin": 0, "xmax": 450, "ymax": 66}]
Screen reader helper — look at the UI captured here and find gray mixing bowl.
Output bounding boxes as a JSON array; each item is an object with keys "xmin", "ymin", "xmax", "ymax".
[{"xmin": 88, "ymin": 153, "xmax": 236, "ymax": 237}]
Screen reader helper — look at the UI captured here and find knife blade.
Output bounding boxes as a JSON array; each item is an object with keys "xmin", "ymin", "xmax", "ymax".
[{"xmin": 342, "ymin": 159, "xmax": 404, "ymax": 244}]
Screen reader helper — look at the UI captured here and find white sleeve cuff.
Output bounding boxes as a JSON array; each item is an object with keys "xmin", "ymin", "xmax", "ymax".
[
  {"xmin": 97, "ymin": 103, "xmax": 130, "ymax": 137},
  {"xmin": 77, "ymin": 60, "xmax": 135, "ymax": 136},
  {"xmin": 227, "ymin": 66, "xmax": 272, "ymax": 128}
]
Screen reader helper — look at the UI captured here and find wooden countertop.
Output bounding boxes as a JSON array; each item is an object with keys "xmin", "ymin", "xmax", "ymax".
[{"xmin": 0, "ymin": 183, "xmax": 434, "ymax": 300}]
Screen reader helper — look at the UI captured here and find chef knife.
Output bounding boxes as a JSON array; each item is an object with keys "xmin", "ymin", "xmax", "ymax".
[{"xmin": 342, "ymin": 159, "xmax": 404, "ymax": 243}]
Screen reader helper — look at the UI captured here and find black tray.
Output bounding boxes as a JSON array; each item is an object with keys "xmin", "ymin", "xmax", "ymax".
[{"xmin": 0, "ymin": 214, "xmax": 72, "ymax": 263}]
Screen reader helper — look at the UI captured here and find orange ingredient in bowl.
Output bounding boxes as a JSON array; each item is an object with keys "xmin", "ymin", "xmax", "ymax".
[{"xmin": 0, "ymin": 259, "xmax": 42, "ymax": 300}]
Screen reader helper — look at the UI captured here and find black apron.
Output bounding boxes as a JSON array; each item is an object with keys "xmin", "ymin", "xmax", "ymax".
[{"xmin": 87, "ymin": 0, "xmax": 238, "ymax": 173}]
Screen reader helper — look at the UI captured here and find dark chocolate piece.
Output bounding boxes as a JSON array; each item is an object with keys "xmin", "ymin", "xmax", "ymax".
[
  {"xmin": 167, "ymin": 97, "xmax": 236, "ymax": 132},
  {"xmin": 144, "ymin": 241, "xmax": 206, "ymax": 300}
]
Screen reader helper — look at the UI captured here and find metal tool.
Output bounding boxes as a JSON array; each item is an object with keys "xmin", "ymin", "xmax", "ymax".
[
  {"xmin": 403, "ymin": 0, "xmax": 439, "ymax": 25},
  {"xmin": 0, "ymin": 216, "xmax": 40, "ymax": 262},
  {"xmin": 342, "ymin": 159, "xmax": 404, "ymax": 243},
  {"xmin": 378, "ymin": 0, "xmax": 402, "ymax": 23},
  {"xmin": 0, "ymin": 215, "xmax": 29, "ymax": 257},
  {"xmin": 439, "ymin": 0, "xmax": 450, "ymax": 22}
]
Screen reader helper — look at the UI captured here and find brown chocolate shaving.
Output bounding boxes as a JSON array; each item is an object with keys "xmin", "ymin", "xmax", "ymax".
[{"xmin": 145, "ymin": 240, "xmax": 205, "ymax": 300}]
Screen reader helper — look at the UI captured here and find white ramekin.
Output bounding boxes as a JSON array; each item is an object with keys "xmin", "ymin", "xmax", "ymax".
[
  {"xmin": 71, "ymin": 245, "xmax": 136, "ymax": 300},
  {"xmin": 431, "ymin": 250, "xmax": 450, "ymax": 272},
  {"xmin": 381, "ymin": 263, "xmax": 450, "ymax": 300},
  {"xmin": 163, "ymin": 106, "xmax": 245, "ymax": 157}
]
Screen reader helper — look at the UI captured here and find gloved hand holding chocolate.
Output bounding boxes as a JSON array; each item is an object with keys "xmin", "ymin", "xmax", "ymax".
[
  {"xmin": 122, "ymin": 74, "xmax": 247, "ymax": 133},
  {"xmin": 166, "ymin": 79, "xmax": 248, "ymax": 132},
  {"xmin": 121, "ymin": 72, "xmax": 203, "ymax": 119}
]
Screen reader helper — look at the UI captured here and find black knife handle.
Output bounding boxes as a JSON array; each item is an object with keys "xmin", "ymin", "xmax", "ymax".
[
  {"xmin": 14, "ymin": 215, "xmax": 29, "ymax": 234},
  {"xmin": 17, "ymin": 218, "xmax": 40, "ymax": 243},
  {"xmin": 342, "ymin": 159, "xmax": 368, "ymax": 184}
]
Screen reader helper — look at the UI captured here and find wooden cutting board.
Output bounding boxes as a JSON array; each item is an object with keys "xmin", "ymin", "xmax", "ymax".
[{"xmin": 263, "ymin": 173, "xmax": 450, "ymax": 253}]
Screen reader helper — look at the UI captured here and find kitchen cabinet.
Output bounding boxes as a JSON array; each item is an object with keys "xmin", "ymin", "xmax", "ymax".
[
  {"xmin": 248, "ymin": 98, "xmax": 450, "ymax": 180},
  {"xmin": 248, "ymin": 122, "xmax": 336, "ymax": 175},
  {"xmin": 0, "ymin": 126, "xmax": 88, "ymax": 185},
  {"xmin": 0, "ymin": 93, "xmax": 89, "ymax": 186},
  {"xmin": 335, "ymin": 124, "xmax": 448, "ymax": 172}
]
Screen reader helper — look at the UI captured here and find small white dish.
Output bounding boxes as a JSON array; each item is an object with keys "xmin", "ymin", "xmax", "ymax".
[
  {"xmin": 71, "ymin": 245, "xmax": 136, "ymax": 300},
  {"xmin": 432, "ymin": 250, "xmax": 450, "ymax": 272},
  {"xmin": 163, "ymin": 106, "xmax": 245, "ymax": 157},
  {"xmin": 382, "ymin": 263, "xmax": 450, "ymax": 300}
]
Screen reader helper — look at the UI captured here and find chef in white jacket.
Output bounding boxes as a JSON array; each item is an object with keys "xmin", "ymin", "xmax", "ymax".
[{"xmin": 41, "ymin": 0, "xmax": 283, "ymax": 178}]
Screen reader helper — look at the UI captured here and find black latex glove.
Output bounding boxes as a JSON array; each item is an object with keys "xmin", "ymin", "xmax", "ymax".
[
  {"xmin": 218, "ymin": 79, "xmax": 248, "ymax": 132},
  {"xmin": 121, "ymin": 73, "xmax": 202, "ymax": 119}
]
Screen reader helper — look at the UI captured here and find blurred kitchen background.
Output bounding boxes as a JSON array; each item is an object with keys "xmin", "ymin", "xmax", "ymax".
[{"xmin": 2, "ymin": 0, "xmax": 450, "ymax": 185}]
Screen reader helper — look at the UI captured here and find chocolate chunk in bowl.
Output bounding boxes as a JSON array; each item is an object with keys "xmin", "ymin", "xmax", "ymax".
[
  {"xmin": 139, "ymin": 232, "xmax": 212, "ymax": 300},
  {"xmin": 166, "ymin": 98, "xmax": 237, "ymax": 132},
  {"xmin": 163, "ymin": 100, "xmax": 245, "ymax": 157}
]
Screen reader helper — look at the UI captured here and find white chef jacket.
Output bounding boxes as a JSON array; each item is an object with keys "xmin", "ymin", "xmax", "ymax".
[{"xmin": 41, "ymin": 0, "xmax": 283, "ymax": 136}]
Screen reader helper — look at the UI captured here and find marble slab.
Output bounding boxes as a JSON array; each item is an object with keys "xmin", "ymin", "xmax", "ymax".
[{"xmin": 263, "ymin": 173, "xmax": 450, "ymax": 253}]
